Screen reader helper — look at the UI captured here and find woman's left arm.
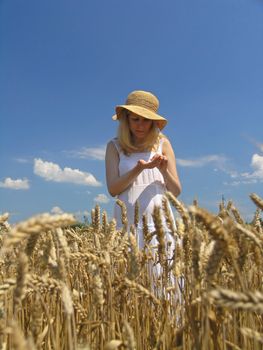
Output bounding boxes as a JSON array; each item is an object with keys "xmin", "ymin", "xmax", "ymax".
[{"xmin": 158, "ymin": 138, "xmax": 182, "ymax": 197}]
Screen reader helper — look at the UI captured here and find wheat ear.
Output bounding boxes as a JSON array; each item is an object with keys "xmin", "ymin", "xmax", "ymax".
[
  {"xmin": 2, "ymin": 213, "xmax": 75, "ymax": 250},
  {"xmin": 250, "ymin": 193, "xmax": 263, "ymax": 210},
  {"xmin": 209, "ymin": 287, "xmax": 263, "ymax": 313},
  {"xmin": 116, "ymin": 199, "xmax": 128, "ymax": 232}
]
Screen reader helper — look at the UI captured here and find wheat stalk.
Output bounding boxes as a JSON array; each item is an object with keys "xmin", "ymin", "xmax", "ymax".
[
  {"xmin": 61, "ymin": 282, "xmax": 74, "ymax": 315},
  {"xmin": 121, "ymin": 278, "xmax": 160, "ymax": 306},
  {"xmin": 162, "ymin": 196, "xmax": 176, "ymax": 234},
  {"xmin": 0, "ymin": 212, "xmax": 9, "ymax": 224},
  {"xmin": 134, "ymin": 200, "xmax": 139, "ymax": 228},
  {"xmin": 250, "ymin": 193, "xmax": 263, "ymax": 210},
  {"xmin": 209, "ymin": 287, "xmax": 263, "ymax": 313},
  {"xmin": 165, "ymin": 192, "xmax": 191, "ymax": 230},
  {"xmin": 240, "ymin": 327, "xmax": 263, "ymax": 344},
  {"xmin": 127, "ymin": 228, "xmax": 140, "ymax": 280},
  {"xmin": 122, "ymin": 320, "xmax": 136, "ymax": 350},
  {"xmin": 152, "ymin": 205, "xmax": 165, "ymax": 266},
  {"xmin": 14, "ymin": 252, "xmax": 29, "ymax": 306},
  {"xmin": 116, "ymin": 199, "xmax": 128, "ymax": 232},
  {"xmin": 2, "ymin": 213, "xmax": 75, "ymax": 251}
]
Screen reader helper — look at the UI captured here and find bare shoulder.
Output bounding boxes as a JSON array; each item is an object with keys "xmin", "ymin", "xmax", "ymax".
[
  {"xmin": 106, "ymin": 139, "xmax": 114, "ymax": 149},
  {"xmin": 106, "ymin": 139, "xmax": 119, "ymax": 159},
  {"xmin": 161, "ymin": 136, "xmax": 174, "ymax": 154}
]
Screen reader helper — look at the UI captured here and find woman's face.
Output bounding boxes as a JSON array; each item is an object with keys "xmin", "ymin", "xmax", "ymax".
[{"xmin": 127, "ymin": 112, "xmax": 153, "ymax": 141}]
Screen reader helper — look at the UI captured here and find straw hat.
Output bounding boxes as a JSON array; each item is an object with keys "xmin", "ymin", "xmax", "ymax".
[{"xmin": 112, "ymin": 90, "xmax": 167, "ymax": 130}]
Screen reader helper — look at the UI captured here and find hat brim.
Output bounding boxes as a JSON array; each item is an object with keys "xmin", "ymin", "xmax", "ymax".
[{"xmin": 112, "ymin": 105, "xmax": 167, "ymax": 130}]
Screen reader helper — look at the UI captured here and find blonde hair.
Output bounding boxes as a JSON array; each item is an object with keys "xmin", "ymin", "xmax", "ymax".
[{"xmin": 117, "ymin": 110, "xmax": 165, "ymax": 155}]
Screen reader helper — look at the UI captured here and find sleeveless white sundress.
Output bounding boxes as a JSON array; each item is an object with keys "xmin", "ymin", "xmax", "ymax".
[{"xmin": 112, "ymin": 137, "xmax": 175, "ymax": 249}]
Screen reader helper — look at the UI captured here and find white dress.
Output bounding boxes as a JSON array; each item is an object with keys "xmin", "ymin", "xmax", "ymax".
[{"xmin": 112, "ymin": 137, "xmax": 175, "ymax": 248}]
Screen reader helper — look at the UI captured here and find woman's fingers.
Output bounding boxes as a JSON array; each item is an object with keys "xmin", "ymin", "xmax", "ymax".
[
  {"xmin": 160, "ymin": 155, "xmax": 168, "ymax": 164},
  {"xmin": 138, "ymin": 155, "xmax": 168, "ymax": 170},
  {"xmin": 150, "ymin": 157, "xmax": 162, "ymax": 167},
  {"xmin": 150, "ymin": 154, "xmax": 162, "ymax": 161}
]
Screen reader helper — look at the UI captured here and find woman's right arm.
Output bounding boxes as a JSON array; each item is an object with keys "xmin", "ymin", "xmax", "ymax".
[
  {"xmin": 105, "ymin": 141, "xmax": 164, "ymax": 197},
  {"xmin": 105, "ymin": 141, "xmax": 143, "ymax": 197}
]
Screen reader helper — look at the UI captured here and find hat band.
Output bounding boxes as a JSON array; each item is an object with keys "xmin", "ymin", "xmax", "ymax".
[{"xmin": 126, "ymin": 97, "xmax": 158, "ymax": 113}]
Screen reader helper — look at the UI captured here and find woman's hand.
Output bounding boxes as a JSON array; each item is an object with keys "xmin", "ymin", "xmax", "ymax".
[
  {"xmin": 157, "ymin": 155, "xmax": 168, "ymax": 174},
  {"xmin": 137, "ymin": 154, "xmax": 168, "ymax": 171},
  {"xmin": 151, "ymin": 154, "xmax": 168, "ymax": 174},
  {"xmin": 137, "ymin": 158, "xmax": 159, "ymax": 170}
]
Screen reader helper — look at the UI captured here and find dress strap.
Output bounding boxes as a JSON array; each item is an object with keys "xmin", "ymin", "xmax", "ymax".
[
  {"xmin": 158, "ymin": 137, "xmax": 165, "ymax": 153},
  {"xmin": 111, "ymin": 138, "xmax": 122, "ymax": 154}
]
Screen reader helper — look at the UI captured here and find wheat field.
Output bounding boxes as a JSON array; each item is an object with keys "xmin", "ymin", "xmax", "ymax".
[{"xmin": 0, "ymin": 192, "xmax": 262, "ymax": 350}]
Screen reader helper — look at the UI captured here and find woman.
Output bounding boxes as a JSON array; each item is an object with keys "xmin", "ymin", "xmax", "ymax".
[{"xmin": 105, "ymin": 90, "xmax": 181, "ymax": 248}]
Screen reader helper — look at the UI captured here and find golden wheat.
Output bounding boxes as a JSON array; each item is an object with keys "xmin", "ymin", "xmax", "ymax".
[{"xmin": 0, "ymin": 193, "xmax": 262, "ymax": 349}]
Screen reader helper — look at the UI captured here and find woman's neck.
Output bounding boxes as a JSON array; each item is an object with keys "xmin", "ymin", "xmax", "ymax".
[{"xmin": 132, "ymin": 136, "xmax": 147, "ymax": 147}]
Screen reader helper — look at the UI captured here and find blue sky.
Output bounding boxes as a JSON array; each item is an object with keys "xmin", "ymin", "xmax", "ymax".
[{"xmin": 0, "ymin": 0, "xmax": 262, "ymax": 223}]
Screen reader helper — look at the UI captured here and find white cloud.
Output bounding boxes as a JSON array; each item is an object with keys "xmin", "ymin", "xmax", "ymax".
[
  {"xmin": 67, "ymin": 146, "xmax": 106, "ymax": 160},
  {"xmin": 51, "ymin": 206, "xmax": 64, "ymax": 214},
  {"xmin": 250, "ymin": 153, "xmax": 263, "ymax": 179},
  {"xmin": 237, "ymin": 153, "xmax": 263, "ymax": 182},
  {"xmin": 74, "ymin": 210, "xmax": 90, "ymax": 222},
  {"xmin": 177, "ymin": 154, "xmax": 241, "ymax": 180},
  {"xmin": 224, "ymin": 153, "xmax": 263, "ymax": 186},
  {"xmin": 51, "ymin": 207, "xmax": 90, "ymax": 221},
  {"xmin": 246, "ymin": 136, "xmax": 263, "ymax": 153},
  {"xmin": 0, "ymin": 177, "xmax": 30, "ymax": 190},
  {"xmin": 14, "ymin": 158, "xmax": 31, "ymax": 164},
  {"xmin": 177, "ymin": 155, "xmax": 228, "ymax": 168},
  {"xmin": 255, "ymin": 142, "xmax": 263, "ymax": 153},
  {"xmin": 94, "ymin": 193, "xmax": 110, "ymax": 204},
  {"xmin": 34, "ymin": 158, "xmax": 102, "ymax": 186},
  {"xmin": 223, "ymin": 179, "xmax": 258, "ymax": 186}
]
